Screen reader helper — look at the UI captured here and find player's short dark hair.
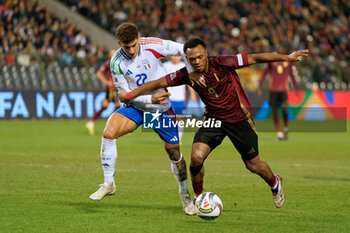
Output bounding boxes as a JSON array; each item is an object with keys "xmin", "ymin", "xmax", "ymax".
[
  {"xmin": 183, "ymin": 37, "xmax": 207, "ymax": 53},
  {"xmin": 115, "ymin": 22, "xmax": 139, "ymax": 44}
]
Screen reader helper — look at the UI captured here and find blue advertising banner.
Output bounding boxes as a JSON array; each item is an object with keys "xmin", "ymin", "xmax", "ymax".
[{"xmin": 0, "ymin": 91, "xmax": 116, "ymax": 119}]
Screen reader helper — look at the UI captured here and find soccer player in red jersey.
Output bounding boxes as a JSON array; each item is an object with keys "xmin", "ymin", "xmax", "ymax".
[
  {"xmin": 119, "ymin": 38, "xmax": 309, "ymax": 208},
  {"xmin": 86, "ymin": 50, "xmax": 121, "ymax": 135},
  {"xmin": 257, "ymin": 61, "xmax": 299, "ymax": 140}
]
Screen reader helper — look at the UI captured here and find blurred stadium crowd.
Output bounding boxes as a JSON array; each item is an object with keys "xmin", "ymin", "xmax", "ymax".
[
  {"xmin": 0, "ymin": 0, "xmax": 109, "ymax": 67},
  {"xmin": 1, "ymin": 0, "xmax": 350, "ymax": 91}
]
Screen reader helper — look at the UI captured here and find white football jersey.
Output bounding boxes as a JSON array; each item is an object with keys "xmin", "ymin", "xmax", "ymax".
[
  {"xmin": 163, "ymin": 60, "xmax": 186, "ymax": 102},
  {"xmin": 110, "ymin": 37, "xmax": 193, "ymax": 112}
]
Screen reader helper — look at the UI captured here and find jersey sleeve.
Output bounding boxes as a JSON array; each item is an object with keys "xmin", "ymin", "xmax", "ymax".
[
  {"xmin": 165, "ymin": 67, "xmax": 190, "ymax": 87},
  {"xmin": 214, "ymin": 52, "xmax": 249, "ymax": 70},
  {"xmin": 142, "ymin": 37, "xmax": 194, "ymax": 74},
  {"xmin": 98, "ymin": 61, "xmax": 108, "ymax": 73}
]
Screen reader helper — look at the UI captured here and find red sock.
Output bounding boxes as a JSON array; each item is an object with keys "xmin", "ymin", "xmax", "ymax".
[
  {"xmin": 192, "ymin": 180, "xmax": 203, "ymax": 197},
  {"xmin": 282, "ymin": 108, "xmax": 288, "ymax": 128},
  {"xmin": 273, "ymin": 109, "xmax": 280, "ymax": 132},
  {"xmin": 267, "ymin": 174, "xmax": 277, "ymax": 188},
  {"xmin": 92, "ymin": 106, "xmax": 107, "ymax": 122}
]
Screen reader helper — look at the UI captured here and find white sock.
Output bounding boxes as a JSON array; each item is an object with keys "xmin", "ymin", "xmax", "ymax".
[
  {"xmin": 178, "ymin": 127, "xmax": 184, "ymax": 141},
  {"xmin": 100, "ymin": 137, "xmax": 117, "ymax": 184},
  {"xmin": 170, "ymin": 153, "xmax": 187, "ymax": 194}
]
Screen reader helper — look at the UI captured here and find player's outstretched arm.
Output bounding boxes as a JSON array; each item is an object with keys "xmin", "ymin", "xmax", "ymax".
[
  {"xmin": 96, "ymin": 71, "xmax": 110, "ymax": 87},
  {"xmin": 119, "ymin": 77, "xmax": 169, "ymax": 103},
  {"xmin": 248, "ymin": 49, "xmax": 309, "ymax": 65}
]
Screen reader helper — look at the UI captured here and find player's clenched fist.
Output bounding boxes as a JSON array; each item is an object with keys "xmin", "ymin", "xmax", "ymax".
[
  {"xmin": 118, "ymin": 91, "xmax": 128, "ymax": 103},
  {"xmin": 151, "ymin": 92, "xmax": 171, "ymax": 104}
]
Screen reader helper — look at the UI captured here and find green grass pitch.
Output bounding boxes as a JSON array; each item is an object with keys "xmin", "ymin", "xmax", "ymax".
[{"xmin": 0, "ymin": 119, "xmax": 349, "ymax": 233}]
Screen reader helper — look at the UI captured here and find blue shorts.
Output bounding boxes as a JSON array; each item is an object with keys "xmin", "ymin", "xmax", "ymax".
[
  {"xmin": 115, "ymin": 105, "xmax": 179, "ymax": 144},
  {"xmin": 170, "ymin": 100, "xmax": 186, "ymax": 116}
]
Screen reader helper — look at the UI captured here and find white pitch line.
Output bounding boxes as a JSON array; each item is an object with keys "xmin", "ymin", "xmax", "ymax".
[
  {"xmin": 287, "ymin": 163, "xmax": 350, "ymax": 170},
  {"xmin": 16, "ymin": 163, "xmax": 70, "ymax": 168}
]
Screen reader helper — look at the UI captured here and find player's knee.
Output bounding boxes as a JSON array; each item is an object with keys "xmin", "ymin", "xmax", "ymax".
[
  {"xmin": 102, "ymin": 131, "xmax": 114, "ymax": 139},
  {"xmin": 165, "ymin": 145, "xmax": 180, "ymax": 161},
  {"xmin": 191, "ymin": 149, "xmax": 204, "ymax": 167},
  {"xmin": 103, "ymin": 128, "xmax": 120, "ymax": 139},
  {"xmin": 190, "ymin": 157, "xmax": 202, "ymax": 167}
]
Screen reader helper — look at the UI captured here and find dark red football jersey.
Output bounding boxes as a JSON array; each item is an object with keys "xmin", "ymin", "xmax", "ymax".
[
  {"xmin": 99, "ymin": 61, "xmax": 117, "ymax": 90},
  {"xmin": 259, "ymin": 62, "xmax": 299, "ymax": 92},
  {"xmin": 166, "ymin": 52, "xmax": 253, "ymax": 124}
]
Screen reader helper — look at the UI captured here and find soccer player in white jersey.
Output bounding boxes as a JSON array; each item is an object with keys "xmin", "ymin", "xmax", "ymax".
[
  {"xmin": 163, "ymin": 56, "xmax": 197, "ymax": 141},
  {"xmin": 89, "ymin": 22, "xmax": 197, "ymax": 215}
]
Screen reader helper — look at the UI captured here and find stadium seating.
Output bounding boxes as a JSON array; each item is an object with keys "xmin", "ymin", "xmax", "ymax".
[
  {"xmin": 58, "ymin": 0, "xmax": 350, "ymax": 90},
  {"xmin": 0, "ymin": 0, "xmax": 108, "ymax": 91},
  {"xmin": 0, "ymin": 0, "xmax": 349, "ymax": 91},
  {"xmin": 0, "ymin": 63, "xmax": 102, "ymax": 91}
]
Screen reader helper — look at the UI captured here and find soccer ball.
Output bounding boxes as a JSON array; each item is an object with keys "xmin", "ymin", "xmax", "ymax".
[{"xmin": 194, "ymin": 192, "xmax": 223, "ymax": 220}]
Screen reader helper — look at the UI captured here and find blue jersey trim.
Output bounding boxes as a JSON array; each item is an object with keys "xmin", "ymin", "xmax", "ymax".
[{"xmin": 120, "ymin": 48, "xmax": 131, "ymax": 60}]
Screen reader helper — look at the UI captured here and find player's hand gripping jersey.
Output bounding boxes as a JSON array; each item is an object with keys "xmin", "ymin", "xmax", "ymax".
[{"xmin": 110, "ymin": 37, "xmax": 193, "ymax": 112}]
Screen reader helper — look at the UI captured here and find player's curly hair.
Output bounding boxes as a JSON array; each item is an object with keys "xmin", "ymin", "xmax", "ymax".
[
  {"xmin": 115, "ymin": 23, "xmax": 139, "ymax": 44},
  {"xmin": 183, "ymin": 37, "xmax": 207, "ymax": 53}
]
